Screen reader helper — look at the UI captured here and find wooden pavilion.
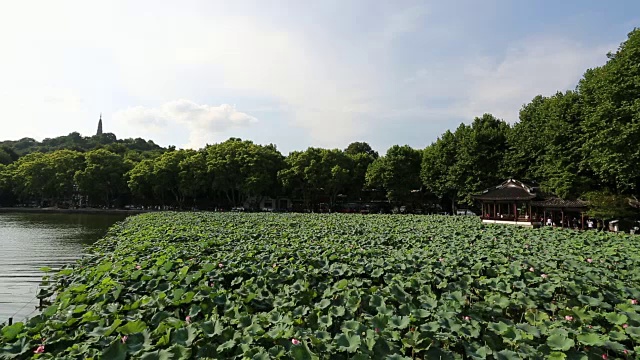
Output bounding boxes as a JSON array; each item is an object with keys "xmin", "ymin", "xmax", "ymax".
[{"xmin": 472, "ymin": 179, "xmax": 588, "ymax": 228}]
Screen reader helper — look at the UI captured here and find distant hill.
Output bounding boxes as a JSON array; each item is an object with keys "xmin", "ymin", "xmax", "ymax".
[{"xmin": 0, "ymin": 132, "xmax": 166, "ymax": 164}]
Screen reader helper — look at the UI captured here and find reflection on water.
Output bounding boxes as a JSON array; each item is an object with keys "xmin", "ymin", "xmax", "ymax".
[{"xmin": 0, "ymin": 213, "xmax": 127, "ymax": 323}]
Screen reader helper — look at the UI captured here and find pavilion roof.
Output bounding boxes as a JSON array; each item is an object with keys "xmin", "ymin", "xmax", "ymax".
[
  {"xmin": 531, "ymin": 198, "xmax": 588, "ymax": 208},
  {"xmin": 472, "ymin": 179, "xmax": 537, "ymax": 201}
]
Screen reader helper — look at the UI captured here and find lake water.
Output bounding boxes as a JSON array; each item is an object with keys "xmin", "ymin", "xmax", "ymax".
[{"xmin": 0, "ymin": 212, "xmax": 128, "ymax": 324}]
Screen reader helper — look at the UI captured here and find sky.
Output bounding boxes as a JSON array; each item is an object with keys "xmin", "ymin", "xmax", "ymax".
[{"xmin": 0, "ymin": 1, "xmax": 638, "ymax": 154}]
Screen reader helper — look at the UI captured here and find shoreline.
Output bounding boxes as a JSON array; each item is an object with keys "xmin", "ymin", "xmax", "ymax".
[{"xmin": 0, "ymin": 207, "xmax": 153, "ymax": 215}]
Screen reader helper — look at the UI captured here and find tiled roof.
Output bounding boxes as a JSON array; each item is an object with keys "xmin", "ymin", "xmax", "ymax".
[
  {"xmin": 531, "ymin": 198, "xmax": 588, "ymax": 208},
  {"xmin": 472, "ymin": 179, "xmax": 536, "ymax": 201},
  {"xmin": 473, "ymin": 179, "xmax": 589, "ymax": 207}
]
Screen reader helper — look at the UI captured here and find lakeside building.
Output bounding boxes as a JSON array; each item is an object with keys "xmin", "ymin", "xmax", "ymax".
[{"xmin": 472, "ymin": 179, "xmax": 588, "ymax": 228}]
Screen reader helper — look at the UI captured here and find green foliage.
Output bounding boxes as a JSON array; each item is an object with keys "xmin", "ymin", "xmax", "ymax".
[
  {"xmin": 421, "ymin": 115, "xmax": 510, "ymax": 208},
  {"xmin": 579, "ymin": 28, "xmax": 640, "ymax": 193},
  {"xmin": 0, "ymin": 132, "xmax": 164, "ymax": 157},
  {"xmin": 0, "ymin": 150, "xmax": 85, "ymax": 205},
  {"xmin": 365, "ymin": 145, "xmax": 421, "ymax": 202},
  {"xmin": 75, "ymin": 149, "xmax": 131, "ymax": 206},
  {"xmin": 344, "ymin": 142, "xmax": 378, "ymax": 159},
  {"xmin": 451, "ymin": 114, "xmax": 511, "ymax": 205},
  {"xmin": 342, "ymin": 142, "xmax": 378, "ymax": 199},
  {"xmin": 279, "ymin": 147, "xmax": 354, "ymax": 208},
  {"xmin": 421, "ymin": 131, "xmax": 458, "ymax": 203},
  {"xmin": 584, "ymin": 190, "xmax": 637, "ymax": 220},
  {"xmin": 206, "ymin": 139, "xmax": 285, "ymax": 207},
  {"xmin": 0, "ymin": 148, "xmax": 12, "ymax": 166},
  {"xmin": 506, "ymin": 91, "xmax": 591, "ymax": 198},
  {"xmin": 2, "ymin": 213, "xmax": 639, "ymax": 358}
]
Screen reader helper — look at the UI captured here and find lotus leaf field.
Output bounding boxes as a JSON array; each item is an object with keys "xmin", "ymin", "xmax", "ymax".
[{"xmin": 2, "ymin": 213, "xmax": 640, "ymax": 359}]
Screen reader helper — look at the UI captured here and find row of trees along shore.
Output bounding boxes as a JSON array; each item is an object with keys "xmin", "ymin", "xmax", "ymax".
[{"xmin": 1, "ymin": 29, "xmax": 640, "ymax": 218}]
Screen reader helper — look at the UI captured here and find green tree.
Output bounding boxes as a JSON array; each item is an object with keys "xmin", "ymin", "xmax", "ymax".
[
  {"xmin": 579, "ymin": 28, "xmax": 640, "ymax": 194},
  {"xmin": 344, "ymin": 142, "xmax": 378, "ymax": 199},
  {"xmin": 75, "ymin": 149, "xmax": 131, "ymax": 207},
  {"xmin": 584, "ymin": 190, "xmax": 637, "ymax": 220},
  {"xmin": 279, "ymin": 148, "xmax": 353, "ymax": 209},
  {"xmin": 448, "ymin": 114, "xmax": 510, "ymax": 206},
  {"xmin": 279, "ymin": 149, "xmax": 321, "ymax": 209},
  {"xmin": 128, "ymin": 159, "xmax": 156, "ymax": 205},
  {"xmin": 421, "ymin": 130, "xmax": 459, "ymax": 211},
  {"xmin": 0, "ymin": 163, "xmax": 14, "ymax": 205},
  {"xmin": 10, "ymin": 152, "xmax": 56, "ymax": 205},
  {"xmin": 365, "ymin": 145, "xmax": 421, "ymax": 203},
  {"xmin": 506, "ymin": 92, "xmax": 590, "ymax": 198},
  {"xmin": 320, "ymin": 149, "xmax": 353, "ymax": 206},
  {"xmin": 47, "ymin": 150, "xmax": 85, "ymax": 204},
  {"xmin": 178, "ymin": 151, "xmax": 208, "ymax": 207},
  {"xmin": 344, "ymin": 142, "xmax": 379, "ymax": 159},
  {"xmin": 152, "ymin": 149, "xmax": 196, "ymax": 207},
  {"xmin": 0, "ymin": 148, "xmax": 12, "ymax": 165},
  {"xmin": 206, "ymin": 138, "xmax": 284, "ymax": 208}
]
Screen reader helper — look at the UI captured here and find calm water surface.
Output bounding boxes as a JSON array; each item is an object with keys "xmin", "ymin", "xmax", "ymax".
[{"xmin": 0, "ymin": 213, "xmax": 127, "ymax": 323}]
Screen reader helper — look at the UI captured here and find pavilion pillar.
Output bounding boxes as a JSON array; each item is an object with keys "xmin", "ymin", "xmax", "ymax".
[
  {"xmin": 513, "ymin": 202, "xmax": 517, "ymax": 222},
  {"xmin": 493, "ymin": 203, "xmax": 496, "ymax": 218},
  {"xmin": 581, "ymin": 212, "xmax": 584, "ymax": 230},
  {"xmin": 561, "ymin": 210, "xmax": 564, "ymax": 228}
]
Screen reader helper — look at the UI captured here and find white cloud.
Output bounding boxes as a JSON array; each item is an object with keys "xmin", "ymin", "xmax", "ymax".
[
  {"xmin": 114, "ymin": 100, "xmax": 257, "ymax": 148},
  {"xmin": 0, "ymin": 0, "xmax": 625, "ymax": 152},
  {"xmin": 461, "ymin": 37, "xmax": 613, "ymax": 122},
  {"xmin": 400, "ymin": 36, "xmax": 612, "ymax": 124}
]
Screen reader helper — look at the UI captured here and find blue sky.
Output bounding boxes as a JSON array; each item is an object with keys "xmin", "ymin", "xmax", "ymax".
[{"xmin": 0, "ymin": 0, "xmax": 638, "ymax": 154}]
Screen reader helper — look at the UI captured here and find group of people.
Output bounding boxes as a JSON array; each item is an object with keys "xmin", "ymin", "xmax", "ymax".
[
  {"xmin": 542, "ymin": 216, "xmax": 601, "ymax": 230},
  {"xmin": 544, "ymin": 217, "xmax": 606, "ymax": 231}
]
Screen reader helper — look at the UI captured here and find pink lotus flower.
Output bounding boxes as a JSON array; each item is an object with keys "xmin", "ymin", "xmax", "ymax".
[
  {"xmin": 632, "ymin": 299, "xmax": 638, "ymax": 305},
  {"xmin": 463, "ymin": 316, "xmax": 470, "ymax": 321},
  {"xmin": 623, "ymin": 324, "xmax": 629, "ymax": 328},
  {"xmin": 218, "ymin": 263, "xmax": 224, "ymax": 268},
  {"xmin": 624, "ymin": 349, "xmax": 629, "ymax": 355},
  {"xmin": 602, "ymin": 354, "xmax": 608, "ymax": 359},
  {"xmin": 438, "ymin": 258, "xmax": 444, "ymax": 262},
  {"xmin": 541, "ymin": 274, "xmax": 548, "ymax": 279},
  {"xmin": 34, "ymin": 345, "xmax": 45, "ymax": 354},
  {"xmin": 375, "ymin": 327, "xmax": 380, "ymax": 333},
  {"xmin": 185, "ymin": 316, "xmax": 191, "ymax": 324},
  {"xmin": 565, "ymin": 315, "xmax": 573, "ymax": 321},
  {"xmin": 273, "ymin": 264, "xmax": 277, "ymax": 268},
  {"xmin": 136, "ymin": 265, "xmax": 141, "ymax": 270},
  {"xmin": 291, "ymin": 338, "xmax": 300, "ymax": 345},
  {"xmin": 529, "ymin": 267, "xmax": 535, "ymax": 272},
  {"xmin": 121, "ymin": 335, "xmax": 128, "ymax": 344},
  {"xmin": 587, "ymin": 258, "xmax": 593, "ymax": 263}
]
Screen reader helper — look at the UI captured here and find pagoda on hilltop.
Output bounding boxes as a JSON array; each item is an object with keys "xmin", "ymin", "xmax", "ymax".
[{"xmin": 97, "ymin": 113, "xmax": 103, "ymax": 136}]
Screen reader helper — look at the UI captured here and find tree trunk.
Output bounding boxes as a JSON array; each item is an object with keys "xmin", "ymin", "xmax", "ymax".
[{"xmin": 451, "ymin": 197, "xmax": 456, "ymax": 215}]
